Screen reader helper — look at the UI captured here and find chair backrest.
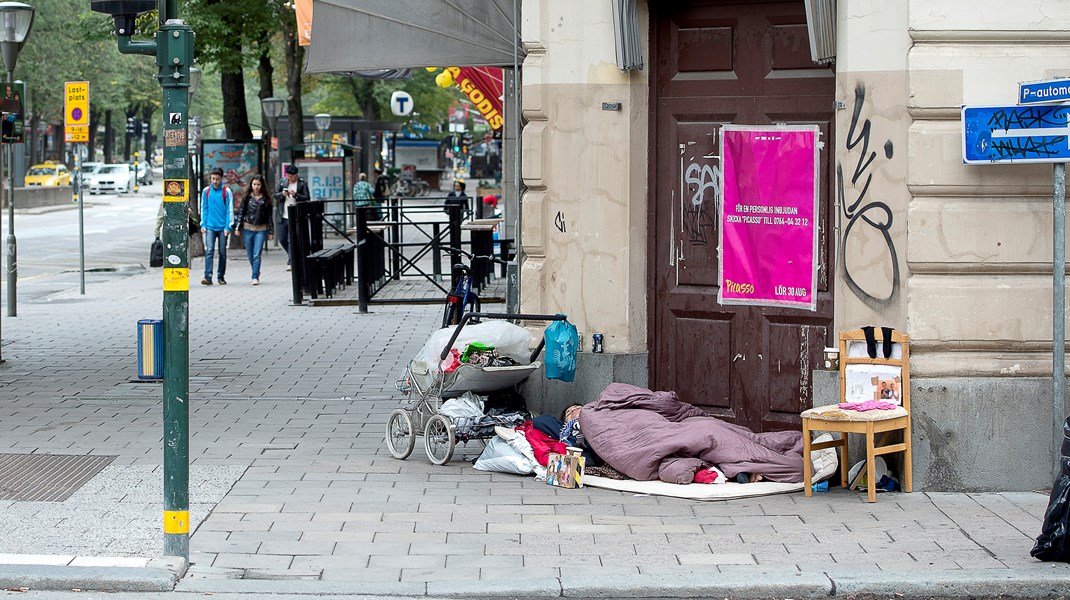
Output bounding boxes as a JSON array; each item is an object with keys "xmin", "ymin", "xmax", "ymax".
[{"xmin": 839, "ymin": 328, "xmax": 910, "ymax": 413}]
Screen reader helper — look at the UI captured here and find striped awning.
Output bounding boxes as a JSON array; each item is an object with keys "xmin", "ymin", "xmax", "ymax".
[
  {"xmin": 306, "ymin": 0, "xmax": 523, "ymax": 73},
  {"xmin": 612, "ymin": 0, "xmax": 643, "ymax": 71},
  {"xmin": 804, "ymin": 0, "xmax": 837, "ymax": 64}
]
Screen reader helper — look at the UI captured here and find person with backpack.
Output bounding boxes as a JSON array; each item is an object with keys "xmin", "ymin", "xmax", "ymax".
[{"xmin": 199, "ymin": 167, "xmax": 234, "ymax": 285}]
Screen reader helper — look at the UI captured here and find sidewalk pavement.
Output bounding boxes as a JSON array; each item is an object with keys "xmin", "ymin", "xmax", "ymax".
[{"xmin": 1, "ymin": 247, "xmax": 1069, "ymax": 598}]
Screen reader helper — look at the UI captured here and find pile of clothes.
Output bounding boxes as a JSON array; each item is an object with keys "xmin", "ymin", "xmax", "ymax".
[{"xmin": 441, "ymin": 342, "xmax": 521, "ymax": 373}]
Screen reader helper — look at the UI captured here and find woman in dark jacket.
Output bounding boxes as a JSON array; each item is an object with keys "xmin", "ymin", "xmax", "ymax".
[{"xmin": 233, "ymin": 174, "xmax": 273, "ymax": 285}]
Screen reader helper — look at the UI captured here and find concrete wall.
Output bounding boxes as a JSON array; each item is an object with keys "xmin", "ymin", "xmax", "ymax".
[
  {"xmin": 519, "ymin": 0, "xmax": 649, "ymax": 355},
  {"xmin": 1, "ymin": 186, "xmax": 72, "ymax": 210}
]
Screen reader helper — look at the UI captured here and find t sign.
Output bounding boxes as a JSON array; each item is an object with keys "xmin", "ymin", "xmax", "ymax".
[{"xmin": 390, "ymin": 90, "xmax": 414, "ymax": 116}]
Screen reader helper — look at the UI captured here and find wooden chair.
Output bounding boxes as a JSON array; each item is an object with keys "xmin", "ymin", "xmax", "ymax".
[{"xmin": 802, "ymin": 328, "xmax": 912, "ymax": 503}]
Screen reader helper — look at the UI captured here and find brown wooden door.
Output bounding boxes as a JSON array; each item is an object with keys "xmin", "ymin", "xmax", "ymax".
[{"xmin": 649, "ymin": 0, "xmax": 835, "ymax": 432}]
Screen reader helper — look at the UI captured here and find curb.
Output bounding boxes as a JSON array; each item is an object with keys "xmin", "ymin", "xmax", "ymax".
[{"xmin": 0, "ymin": 557, "xmax": 186, "ymax": 592}]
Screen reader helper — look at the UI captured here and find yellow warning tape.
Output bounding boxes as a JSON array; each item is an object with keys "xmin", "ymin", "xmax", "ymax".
[{"xmin": 163, "ymin": 510, "xmax": 189, "ymax": 534}]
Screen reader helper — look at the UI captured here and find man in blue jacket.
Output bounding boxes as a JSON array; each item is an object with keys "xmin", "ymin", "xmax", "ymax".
[{"xmin": 199, "ymin": 167, "xmax": 234, "ymax": 285}]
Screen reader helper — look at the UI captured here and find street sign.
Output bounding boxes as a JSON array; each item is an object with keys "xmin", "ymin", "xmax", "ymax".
[
  {"xmin": 962, "ymin": 104, "xmax": 1070, "ymax": 164},
  {"xmin": 64, "ymin": 81, "xmax": 89, "ymax": 127},
  {"xmin": 390, "ymin": 90, "xmax": 413, "ymax": 116},
  {"xmin": 65, "ymin": 125, "xmax": 88, "ymax": 143},
  {"xmin": 1020, "ymin": 78, "xmax": 1070, "ymax": 105}
]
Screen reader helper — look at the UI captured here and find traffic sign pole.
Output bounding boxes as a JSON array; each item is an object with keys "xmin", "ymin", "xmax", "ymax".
[
  {"xmin": 1054, "ymin": 163, "xmax": 1066, "ymax": 481},
  {"xmin": 110, "ymin": 2, "xmax": 193, "ymax": 562}
]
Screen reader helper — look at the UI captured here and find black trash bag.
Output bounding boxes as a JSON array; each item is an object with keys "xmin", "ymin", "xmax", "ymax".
[{"xmin": 1032, "ymin": 416, "xmax": 1070, "ymax": 562}]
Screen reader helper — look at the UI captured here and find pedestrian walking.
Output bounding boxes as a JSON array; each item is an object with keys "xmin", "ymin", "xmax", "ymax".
[
  {"xmin": 199, "ymin": 167, "xmax": 234, "ymax": 285},
  {"xmin": 352, "ymin": 172, "xmax": 381, "ymax": 221},
  {"xmin": 444, "ymin": 180, "xmax": 468, "ymax": 214},
  {"xmin": 275, "ymin": 164, "xmax": 310, "ymax": 270},
  {"xmin": 373, "ymin": 167, "xmax": 390, "ymax": 204},
  {"xmin": 233, "ymin": 174, "xmax": 273, "ymax": 285}
]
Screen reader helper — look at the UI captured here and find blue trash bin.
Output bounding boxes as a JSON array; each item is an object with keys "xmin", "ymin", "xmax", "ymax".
[{"xmin": 137, "ymin": 319, "xmax": 164, "ymax": 380}]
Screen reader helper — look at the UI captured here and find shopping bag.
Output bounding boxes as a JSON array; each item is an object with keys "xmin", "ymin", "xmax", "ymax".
[
  {"xmin": 149, "ymin": 238, "xmax": 164, "ymax": 268},
  {"xmin": 544, "ymin": 317, "xmax": 577, "ymax": 382}
]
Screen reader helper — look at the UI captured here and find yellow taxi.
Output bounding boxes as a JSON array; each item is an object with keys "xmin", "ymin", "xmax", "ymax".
[{"xmin": 25, "ymin": 161, "xmax": 71, "ymax": 186}]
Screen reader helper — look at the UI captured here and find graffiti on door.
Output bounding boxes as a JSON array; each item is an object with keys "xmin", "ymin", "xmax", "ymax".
[{"xmin": 681, "ymin": 157, "xmax": 721, "ymax": 247}]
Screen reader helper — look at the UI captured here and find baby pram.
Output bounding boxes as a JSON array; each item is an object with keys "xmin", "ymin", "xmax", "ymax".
[{"xmin": 388, "ymin": 312, "xmax": 568, "ymax": 465}]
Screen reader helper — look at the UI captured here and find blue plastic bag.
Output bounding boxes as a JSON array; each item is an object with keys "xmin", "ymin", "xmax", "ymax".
[{"xmin": 544, "ymin": 317, "xmax": 578, "ymax": 382}]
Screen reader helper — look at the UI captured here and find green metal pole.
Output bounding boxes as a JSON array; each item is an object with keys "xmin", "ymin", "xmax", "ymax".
[
  {"xmin": 116, "ymin": 3, "xmax": 194, "ymax": 561},
  {"xmin": 158, "ymin": 20, "xmax": 193, "ymax": 562}
]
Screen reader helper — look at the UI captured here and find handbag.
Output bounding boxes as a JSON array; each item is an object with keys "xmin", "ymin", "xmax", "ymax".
[{"xmin": 149, "ymin": 238, "xmax": 164, "ymax": 268}]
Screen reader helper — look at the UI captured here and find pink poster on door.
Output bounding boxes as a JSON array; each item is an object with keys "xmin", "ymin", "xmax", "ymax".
[{"xmin": 718, "ymin": 125, "xmax": 819, "ymax": 310}]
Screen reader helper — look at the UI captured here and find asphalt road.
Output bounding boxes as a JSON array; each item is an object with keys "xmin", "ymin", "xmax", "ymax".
[{"xmin": 0, "ymin": 180, "xmax": 160, "ymax": 305}]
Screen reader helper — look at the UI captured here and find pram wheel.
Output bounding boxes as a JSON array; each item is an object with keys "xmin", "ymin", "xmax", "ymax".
[
  {"xmin": 386, "ymin": 409, "xmax": 416, "ymax": 460},
  {"xmin": 423, "ymin": 414, "xmax": 456, "ymax": 465}
]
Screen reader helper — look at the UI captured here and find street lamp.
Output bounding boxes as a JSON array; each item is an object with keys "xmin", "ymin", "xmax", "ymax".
[
  {"xmin": 314, "ymin": 112, "xmax": 330, "ymax": 156},
  {"xmin": 261, "ymin": 96, "xmax": 285, "ymax": 189},
  {"xmin": 0, "ymin": 1, "xmax": 34, "ymax": 319}
]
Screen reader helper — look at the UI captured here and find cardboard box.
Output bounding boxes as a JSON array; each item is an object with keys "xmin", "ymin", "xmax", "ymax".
[{"xmin": 546, "ymin": 451, "xmax": 584, "ymax": 488}]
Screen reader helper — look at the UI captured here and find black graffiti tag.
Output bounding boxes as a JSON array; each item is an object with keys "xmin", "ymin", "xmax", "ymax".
[{"xmin": 837, "ymin": 83, "xmax": 900, "ymax": 308}]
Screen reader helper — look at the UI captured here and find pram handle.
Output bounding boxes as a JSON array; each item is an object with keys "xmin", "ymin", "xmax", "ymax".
[{"xmin": 440, "ymin": 312, "xmax": 569, "ymax": 363}]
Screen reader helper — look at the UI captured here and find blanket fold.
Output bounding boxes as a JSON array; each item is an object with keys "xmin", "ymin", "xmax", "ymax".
[{"xmin": 580, "ymin": 383, "xmax": 805, "ymax": 483}]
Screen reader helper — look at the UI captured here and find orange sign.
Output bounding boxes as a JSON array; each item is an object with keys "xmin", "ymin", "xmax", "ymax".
[
  {"xmin": 294, "ymin": 0, "xmax": 312, "ymax": 46},
  {"xmin": 446, "ymin": 67, "xmax": 504, "ymax": 130}
]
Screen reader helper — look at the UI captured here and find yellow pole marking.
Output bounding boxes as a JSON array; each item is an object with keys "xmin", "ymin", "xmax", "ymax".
[
  {"xmin": 163, "ymin": 268, "xmax": 189, "ymax": 292},
  {"xmin": 163, "ymin": 510, "xmax": 189, "ymax": 534}
]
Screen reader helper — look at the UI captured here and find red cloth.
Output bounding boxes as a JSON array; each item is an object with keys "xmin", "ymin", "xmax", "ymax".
[
  {"xmin": 693, "ymin": 468, "xmax": 721, "ymax": 484},
  {"xmin": 518, "ymin": 421, "xmax": 566, "ymax": 466}
]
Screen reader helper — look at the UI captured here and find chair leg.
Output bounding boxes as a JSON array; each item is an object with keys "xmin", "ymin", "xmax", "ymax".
[
  {"xmin": 802, "ymin": 420, "xmax": 813, "ymax": 497},
  {"xmin": 866, "ymin": 423, "xmax": 876, "ymax": 503},
  {"xmin": 840, "ymin": 433, "xmax": 850, "ymax": 489},
  {"xmin": 902, "ymin": 423, "xmax": 913, "ymax": 493}
]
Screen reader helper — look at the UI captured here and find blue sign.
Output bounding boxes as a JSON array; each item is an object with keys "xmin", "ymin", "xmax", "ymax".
[
  {"xmin": 962, "ymin": 104, "xmax": 1070, "ymax": 164},
  {"xmin": 1020, "ymin": 79, "xmax": 1070, "ymax": 105}
]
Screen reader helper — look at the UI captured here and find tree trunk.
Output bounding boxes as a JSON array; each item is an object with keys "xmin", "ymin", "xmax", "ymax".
[
  {"xmin": 123, "ymin": 111, "xmax": 132, "ymax": 161},
  {"xmin": 285, "ymin": 24, "xmax": 305, "ymax": 153},
  {"xmin": 222, "ymin": 69, "xmax": 254, "ymax": 140},
  {"xmin": 258, "ymin": 40, "xmax": 274, "ymax": 185},
  {"xmin": 104, "ymin": 110, "xmax": 113, "ymax": 163},
  {"xmin": 86, "ymin": 107, "xmax": 96, "ymax": 162},
  {"xmin": 142, "ymin": 106, "xmax": 154, "ymax": 165}
]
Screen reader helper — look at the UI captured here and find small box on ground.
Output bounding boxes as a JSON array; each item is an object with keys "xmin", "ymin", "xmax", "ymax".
[{"xmin": 546, "ymin": 448, "xmax": 584, "ymax": 488}]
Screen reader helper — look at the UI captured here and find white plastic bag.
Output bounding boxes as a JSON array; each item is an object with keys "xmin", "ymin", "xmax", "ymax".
[
  {"xmin": 438, "ymin": 392, "xmax": 484, "ymax": 419},
  {"xmin": 414, "ymin": 321, "xmax": 536, "ymax": 373},
  {"xmin": 474, "ymin": 430, "xmax": 540, "ymax": 475}
]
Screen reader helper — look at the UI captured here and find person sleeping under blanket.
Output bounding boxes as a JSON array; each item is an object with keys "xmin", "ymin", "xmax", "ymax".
[{"xmin": 580, "ymin": 383, "xmax": 805, "ymax": 484}]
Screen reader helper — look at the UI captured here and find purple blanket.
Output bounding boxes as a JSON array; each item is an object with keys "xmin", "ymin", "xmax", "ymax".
[{"xmin": 580, "ymin": 383, "xmax": 804, "ymax": 484}]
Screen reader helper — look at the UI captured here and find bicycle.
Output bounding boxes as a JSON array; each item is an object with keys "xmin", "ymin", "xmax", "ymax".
[{"xmin": 440, "ymin": 247, "xmax": 510, "ymax": 328}]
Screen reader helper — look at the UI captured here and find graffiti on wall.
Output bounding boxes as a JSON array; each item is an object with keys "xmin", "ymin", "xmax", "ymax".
[
  {"xmin": 682, "ymin": 160, "xmax": 721, "ymax": 246},
  {"xmin": 837, "ymin": 83, "xmax": 900, "ymax": 308}
]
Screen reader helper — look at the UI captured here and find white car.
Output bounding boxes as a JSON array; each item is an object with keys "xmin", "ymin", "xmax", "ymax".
[{"xmin": 88, "ymin": 164, "xmax": 134, "ymax": 194}]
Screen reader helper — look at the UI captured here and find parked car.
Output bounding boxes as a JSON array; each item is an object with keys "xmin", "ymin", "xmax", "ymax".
[
  {"xmin": 25, "ymin": 161, "xmax": 71, "ymax": 187},
  {"xmin": 88, "ymin": 164, "xmax": 134, "ymax": 194},
  {"xmin": 80, "ymin": 163, "xmax": 106, "ymax": 194},
  {"xmin": 129, "ymin": 161, "xmax": 153, "ymax": 185}
]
